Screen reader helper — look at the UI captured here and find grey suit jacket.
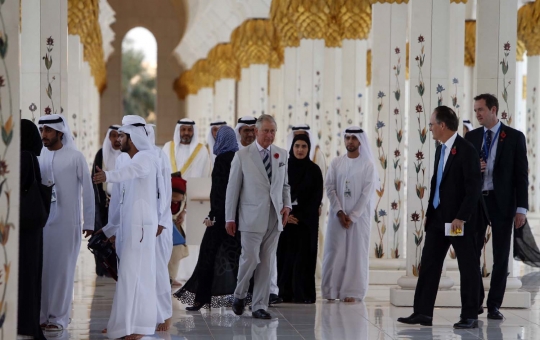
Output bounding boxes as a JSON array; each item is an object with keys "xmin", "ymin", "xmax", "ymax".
[{"xmin": 225, "ymin": 143, "xmax": 291, "ymax": 233}]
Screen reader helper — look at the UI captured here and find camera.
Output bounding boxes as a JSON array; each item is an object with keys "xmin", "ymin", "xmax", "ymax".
[{"xmin": 88, "ymin": 232, "xmax": 114, "ymax": 259}]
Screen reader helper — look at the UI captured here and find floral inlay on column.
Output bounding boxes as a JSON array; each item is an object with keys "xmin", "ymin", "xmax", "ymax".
[
  {"xmin": 43, "ymin": 36, "xmax": 57, "ymax": 115},
  {"xmin": 500, "ymin": 42, "xmax": 512, "ymax": 125},
  {"xmin": 0, "ymin": 0, "xmax": 15, "ymax": 332},
  {"xmin": 391, "ymin": 47, "xmax": 403, "ymax": 259},
  {"xmin": 374, "ymin": 91, "xmax": 387, "ymax": 258},
  {"xmin": 450, "ymin": 78, "xmax": 460, "ymax": 117},
  {"xmin": 527, "ymin": 87, "xmax": 536, "ymax": 212},
  {"xmin": 412, "ymin": 34, "xmax": 428, "ymax": 276}
]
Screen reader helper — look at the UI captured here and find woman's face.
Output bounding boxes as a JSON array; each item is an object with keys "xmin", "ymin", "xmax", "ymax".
[{"xmin": 293, "ymin": 140, "xmax": 309, "ymax": 160}]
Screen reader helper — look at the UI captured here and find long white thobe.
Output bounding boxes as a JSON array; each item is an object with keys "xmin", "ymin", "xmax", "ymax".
[
  {"xmin": 162, "ymin": 141, "xmax": 210, "ymax": 178},
  {"xmin": 38, "ymin": 146, "xmax": 95, "ymax": 328},
  {"xmin": 103, "ymin": 150, "xmax": 163, "ymax": 339},
  {"xmin": 321, "ymin": 155, "xmax": 376, "ymax": 300},
  {"xmin": 154, "ymin": 146, "xmax": 173, "ymax": 324}
]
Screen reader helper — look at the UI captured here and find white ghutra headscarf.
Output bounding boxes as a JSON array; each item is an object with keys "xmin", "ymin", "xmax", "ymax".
[
  {"xmin": 173, "ymin": 118, "xmax": 199, "ymax": 154},
  {"xmin": 102, "ymin": 125, "xmax": 121, "ymax": 171},
  {"xmin": 38, "ymin": 114, "xmax": 77, "ymax": 151},
  {"xmin": 234, "ymin": 116, "xmax": 257, "ymax": 147}
]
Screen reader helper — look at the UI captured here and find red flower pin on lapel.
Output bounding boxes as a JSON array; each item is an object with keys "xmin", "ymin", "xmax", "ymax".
[
  {"xmin": 274, "ymin": 153, "xmax": 279, "ymax": 159},
  {"xmin": 500, "ymin": 131, "xmax": 506, "ymax": 142},
  {"xmin": 451, "ymin": 146, "xmax": 457, "ymax": 155}
]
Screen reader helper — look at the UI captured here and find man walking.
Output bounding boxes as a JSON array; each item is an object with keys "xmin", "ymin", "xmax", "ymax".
[{"xmin": 225, "ymin": 114, "xmax": 291, "ymax": 319}]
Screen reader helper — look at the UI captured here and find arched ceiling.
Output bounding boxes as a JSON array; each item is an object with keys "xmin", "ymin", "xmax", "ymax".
[{"xmin": 172, "ymin": 0, "xmax": 271, "ymax": 69}]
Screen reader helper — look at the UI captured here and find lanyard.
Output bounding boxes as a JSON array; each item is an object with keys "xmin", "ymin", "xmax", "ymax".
[{"xmin": 482, "ymin": 124, "xmax": 501, "ymax": 160}]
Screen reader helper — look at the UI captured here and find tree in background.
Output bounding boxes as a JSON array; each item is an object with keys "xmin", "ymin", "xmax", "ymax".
[{"xmin": 122, "ymin": 38, "xmax": 156, "ymax": 123}]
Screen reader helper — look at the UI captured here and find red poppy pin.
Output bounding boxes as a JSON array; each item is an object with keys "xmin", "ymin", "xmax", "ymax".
[
  {"xmin": 274, "ymin": 153, "xmax": 279, "ymax": 159},
  {"xmin": 451, "ymin": 146, "xmax": 457, "ymax": 155},
  {"xmin": 500, "ymin": 131, "xmax": 506, "ymax": 141}
]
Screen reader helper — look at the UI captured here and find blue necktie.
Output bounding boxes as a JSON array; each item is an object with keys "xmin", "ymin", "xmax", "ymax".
[
  {"xmin": 433, "ymin": 144, "xmax": 446, "ymax": 209},
  {"xmin": 263, "ymin": 149, "xmax": 272, "ymax": 183}
]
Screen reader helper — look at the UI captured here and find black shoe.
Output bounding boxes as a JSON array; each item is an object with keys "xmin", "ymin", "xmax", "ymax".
[
  {"xmin": 487, "ymin": 308, "xmax": 504, "ymax": 320},
  {"xmin": 453, "ymin": 318, "xmax": 478, "ymax": 329},
  {"xmin": 232, "ymin": 298, "xmax": 245, "ymax": 316},
  {"xmin": 186, "ymin": 301, "xmax": 205, "ymax": 312},
  {"xmin": 252, "ymin": 309, "xmax": 272, "ymax": 319},
  {"xmin": 478, "ymin": 306, "xmax": 484, "ymax": 315},
  {"xmin": 397, "ymin": 313, "xmax": 433, "ymax": 326},
  {"xmin": 269, "ymin": 293, "xmax": 283, "ymax": 305}
]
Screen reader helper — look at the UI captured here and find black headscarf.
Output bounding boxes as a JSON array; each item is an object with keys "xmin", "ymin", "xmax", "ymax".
[
  {"xmin": 21, "ymin": 119, "xmax": 43, "ymax": 156},
  {"xmin": 288, "ymin": 134, "xmax": 313, "ymax": 203}
]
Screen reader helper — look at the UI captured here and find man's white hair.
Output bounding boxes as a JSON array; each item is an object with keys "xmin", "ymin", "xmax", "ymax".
[{"xmin": 256, "ymin": 114, "xmax": 277, "ymax": 129}]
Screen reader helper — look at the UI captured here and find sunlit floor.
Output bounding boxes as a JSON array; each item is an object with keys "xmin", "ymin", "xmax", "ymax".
[{"xmin": 45, "ymin": 239, "xmax": 540, "ymax": 339}]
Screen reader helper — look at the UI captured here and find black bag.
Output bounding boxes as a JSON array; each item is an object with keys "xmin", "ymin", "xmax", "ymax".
[{"xmin": 20, "ymin": 153, "xmax": 53, "ymax": 229}]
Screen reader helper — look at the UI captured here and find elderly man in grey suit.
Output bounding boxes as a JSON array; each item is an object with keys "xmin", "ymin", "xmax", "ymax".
[{"xmin": 225, "ymin": 114, "xmax": 292, "ymax": 319}]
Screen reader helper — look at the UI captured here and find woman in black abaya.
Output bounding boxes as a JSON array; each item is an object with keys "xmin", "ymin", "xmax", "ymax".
[{"xmin": 277, "ymin": 133, "xmax": 324, "ymax": 303}]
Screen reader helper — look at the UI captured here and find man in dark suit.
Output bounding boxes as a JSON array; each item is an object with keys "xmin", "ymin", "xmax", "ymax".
[
  {"xmin": 398, "ymin": 106, "xmax": 482, "ymax": 329},
  {"xmin": 465, "ymin": 93, "xmax": 528, "ymax": 319}
]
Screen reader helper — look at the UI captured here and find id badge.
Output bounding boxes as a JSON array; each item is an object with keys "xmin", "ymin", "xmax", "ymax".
[
  {"xmin": 119, "ymin": 187, "xmax": 125, "ymax": 204},
  {"xmin": 51, "ymin": 187, "xmax": 57, "ymax": 203},
  {"xmin": 344, "ymin": 181, "xmax": 352, "ymax": 198}
]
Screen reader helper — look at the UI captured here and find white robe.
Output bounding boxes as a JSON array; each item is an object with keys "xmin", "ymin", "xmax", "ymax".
[
  {"xmin": 321, "ymin": 155, "xmax": 375, "ymax": 300},
  {"xmin": 154, "ymin": 146, "xmax": 173, "ymax": 324},
  {"xmin": 162, "ymin": 141, "xmax": 210, "ymax": 178},
  {"xmin": 103, "ymin": 150, "xmax": 162, "ymax": 339},
  {"xmin": 38, "ymin": 146, "xmax": 95, "ymax": 328}
]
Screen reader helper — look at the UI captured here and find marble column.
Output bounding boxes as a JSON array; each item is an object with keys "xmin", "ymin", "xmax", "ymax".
[
  {"xmin": 462, "ymin": 1, "xmax": 477, "ymax": 124},
  {"xmin": 367, "ymin": 2, "xmax": 408, "ymax": 285},
  {"xmin": 198, "ymin": 87, "xmax": 214, "ymax": 137},
  {"xmin": 449, "ymin": 2, "xmax": 466, "ymax": 127},
  {"xmin": 322, "ymin": 48, "xmax": 342, "ymax": 160},
  {"xmin": 269, "ymin": 67, "xmax": 285, "ymax": 145},
  {"xmin": 297, "ymin": 39, "xmax": 325, "ymax": 130},
  {"xmin": 0, "ymin": 1, "xmax": 21, "ymax": 337},
  {"xmin": 21, "ymin": 0, "xmax": 41, "ymax": 122},
  {"xmin": 391, "ymin": 0, "xmax": 455, "ymax": 306},
  {"xmin": 41, "ymin": 0, "xmax": 69, "ymax": 117},
  {"xmin": 282, "ymin": 47, "xmax": 299, "ymax": 139},
  {"xmin": 237, "ymin": 65, "xmax": 269, "ymax": 118},
  {"xmin": 526, "ymin": 57, "xmax": 540, "ymax": 213},
  {"xmin": 67, "ymin": 35, "xmax": 82, "ymax": 150},
  {"xmin": 214, "ymin": 79, "xmax": 236, "ymax": 124}
]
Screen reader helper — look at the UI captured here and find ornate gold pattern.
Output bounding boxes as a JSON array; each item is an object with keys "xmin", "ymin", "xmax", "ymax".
[
  {"xmin": 325, "ymin": 0, "xmax": 342, "ymax": 47},
  {"xmin": 175, "ymin": 70, "xmax": 197, "ymax": 100},
  {"xmin": 339, "ymin": 0, "xmax": 372, "ymax": 41},
  {"xmin": 191, "ymin": 59, "xmax": 215, "ymax": 89},
  {"xmin": 450, "ymin": 0, "xmax": 467, "ymax": 3},
  {"xmin": 231, "ymin": 19, "xmax": 276, "ymax": 68},
  {"xmin": 271, "ymin": 0, "xmax": 301, "ymax": 47},
  {"xmin": 68, "ymin": 0, "xmax": 107, "ymax": 92},
  {"xmin": 518, "ymin": 1, "xmax": 540, "ymax": 56},
  {"xmin": 517, "ymin": 39, "xmax": 526, "ymax": 61},
  {"xmin": 367, "ymin": 49, "xmax": 371, "ymax": 86},
  {"xmin": 523, "ymin": 75, "xmax": 527, "ymax": 100},
  {"xmin": 289, "ymin": 0, "xmax": 331, "ymax": 40},
  {"xmin": 207, "ymin": 44, "xmax": 240, "ymax": 80},
  {"xmin": 465, "ymin": 20, "xmax": 476, "ymax": 67}
]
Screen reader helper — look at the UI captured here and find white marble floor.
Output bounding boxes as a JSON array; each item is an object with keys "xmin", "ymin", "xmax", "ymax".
[{"xmin": 46, "ymin": 245, "xmax": 540, "ymax": 340}]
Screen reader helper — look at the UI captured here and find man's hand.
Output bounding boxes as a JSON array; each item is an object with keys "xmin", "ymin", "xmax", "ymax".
[
  {"xmin": 93, "ymin": 166, "xmax": 107, "ymax": 184},
  {"xmin": 281, "ymin": 207, "xmax": 291, "ymax": 227},
  {"xmin": 451, "ymin": 219, "xmax": 464, "ymax": 235},
  {"xmin": 337, "ymin": 211, "xmax": 351, "ymax": 229},
  {"xmin": 515, "ymin": 213, "xmax": 526, "ymax": 229},
  {"xmin": 287, "ymin": 214, "xmax": 299, "ymax": 225},
  {"xmin": 83, "ymin": 229, "xmax": 93, "ymax": 238},
  {"xmin": 203, "ymin": 218, "xmax": 214, "ymax": 227},
  {"xmin": 156, "ymin": 225, "xmax": 164, "ymax": 236},
  {"xmin": 226, "ymin": 221, "xmax": 237, "ymax": 236},
  {"xmin": 109, "ymin": 235, "xmax": 116, "ymax": 249},
  {"xmin": 480, "ymin": 159, "xmax": 487, "ymax": 173}
]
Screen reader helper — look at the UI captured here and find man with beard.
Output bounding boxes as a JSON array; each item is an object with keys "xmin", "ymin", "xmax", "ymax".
[
  {"xmin": 162, "ymin": 118, "xmax": 210, "ymax": 178},
  {"xmin": 92, "ymin": 125, "xmax": 121, "ymax": 277},
  {"xmin": 38, "ymin": 114, "xmax": 95, "ymax": 332},
  {"xmin": 234, "ymin": 116, "xmax": 257, "ymax": 150}
]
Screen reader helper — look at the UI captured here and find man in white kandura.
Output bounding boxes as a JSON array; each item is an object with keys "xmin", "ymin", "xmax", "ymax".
[
  {"xmin": 38, "ymin": 114, "xmax": 95, "ymax": 332},
  {"xmin": 162, "ymin": 118, "xmax": 210, "ymax": 177},
  {"xmin": 225, "ymin": 114, "xmax": 291, "ymax": 319},
  {"xmin": 206, "ymin": 120, "xmax": 227, "ymax": 166},
  {"xmin": 234, "ymin": 116, "xmax": 257, "ymax": 150},
  {"xmin": 94, "ymin": 122, "xmax": 166, "ymax": 340},
  {"xmin": 321, "ymin": 126, "xmax": 377, "ymax": 302}
]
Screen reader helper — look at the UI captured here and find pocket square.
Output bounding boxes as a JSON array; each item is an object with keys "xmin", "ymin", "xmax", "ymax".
[{"xmin": 279, "ymin": 162, "xmax": 286, "ymax": 167}]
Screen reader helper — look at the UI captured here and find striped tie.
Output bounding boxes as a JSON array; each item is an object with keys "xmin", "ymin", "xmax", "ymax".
[{"xmin": 263, "ymin": 149, "xmax": 272, "ymax": 183}]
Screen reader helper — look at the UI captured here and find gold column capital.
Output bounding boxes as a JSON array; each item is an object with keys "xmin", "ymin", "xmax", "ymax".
[
  {"xmin": 369, "ymin": 0, "xmax": 409, "ymax": 4},
  {"xmin": 208, "ymin": 44, "xmax": 240, "ymax": 81},
  {"xmin": 68, "ymin": 0, "xmax": 107, "ymax": 92},
  {"xmin": 231, "ymin": 19, "xmax": 276, "ymax": 68},
  {"xmin": 518, "ymin": 1, "xmax": 540, "ymax": 57},
  {"xmin": 271, "ymin": 0, "xmax": 301, "ymax": 48},
  {"xmin": 289, "ymin": 0, "xmax": 331, "ymax": 41},
  {"xmin": 517, "ymin": 39, "xmax": 526, "ymax": 61},
  {"xmin": 450, "ymin": 0, "xmax": 467, "ymax": 3},
  {"xmin": 175, "ymin": 70, "xmax": 197, "ymax": 100},
  {"xmin": 465, "ymin": 19, "xmax": 476, "ymax": 67},
  {"xmin": 192, "ymin": 59, "xmax": 215, "ymax": 89},
  {"xmin": 367, "ymin": 48, "xmax": 371, "ymax": 86},
  {"xmin": 339, "ymin": 0, "xmax": 372, "ymax": 42}
]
